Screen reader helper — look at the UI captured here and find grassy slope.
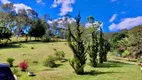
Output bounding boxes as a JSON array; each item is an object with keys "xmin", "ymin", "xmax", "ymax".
[{"xmin": 0, "ymin": 42, "xmax": 142, "ymax": 80}]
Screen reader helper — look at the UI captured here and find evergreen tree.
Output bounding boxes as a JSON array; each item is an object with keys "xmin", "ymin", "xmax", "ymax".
[
  {"xmin": 103, "ymin": 39, "xmax": 111, "ymax": 61},
  {"xmin": 88, "ymin": 29, "xmax": 98, "ymax": 67},
  {"xmin": 68, "ymin": 12, "xmax": 88, "ymax": 74},
  {"xmin": 99, "ymin": 26, "xmax": 104, "ymax": 64},
  {"xmin": 87, "ymin": 16, "xmax": 99, "ymax": 67},
  {"xmin": 29, "ymin": 19, "xmax": 45, "ymax": 40}
]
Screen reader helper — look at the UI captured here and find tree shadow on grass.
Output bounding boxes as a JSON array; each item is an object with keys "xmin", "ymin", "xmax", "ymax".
[
  {"xmin": 54, "ymin": 63, "xmax": 63, "ymax": 68},
  {"xmin": 0, "ymin": 44, "xmax": 21, "ymax": 49},
  {"xmin": 42, "ymin": 64, "xmax": 63, "ymax": 71},
  {"xmin": 84, "ymin": 70, "xmax": 123, "ymax": 76},
  {"xmin": 97, "ymin": 60, "xmax": 133, "ymax": 68}
]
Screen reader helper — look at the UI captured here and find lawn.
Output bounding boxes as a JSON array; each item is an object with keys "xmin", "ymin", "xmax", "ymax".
[{"xmin": 0, "ymin": 42, "xmax": 142, "ymax": 80}]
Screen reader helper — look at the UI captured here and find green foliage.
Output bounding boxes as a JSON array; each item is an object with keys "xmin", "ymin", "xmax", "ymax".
[
  {"xmin": 87, "ymin": 16, "xmax": 99, "ymax": 67},
  {"xmin": 12, "ymin": 68, "xmax": 18, "ymax": 74},
  {"xmin": 6, "ymin": 57, "xmax": 15, "ymax": 67},
  {"xmin": 88, "ymin": 30, "xmax": 98, "ymax": 67},
  {"xmin": 110, "ymin": 49, "xmax": 118, "ymax": 56},
  {"xmin": 99, "ymin": 27, "xmax": 104, "ymax": 64},
  {"xmin": 55, "ymin": 51, "xmax": 65, "ymax": 60},
  {"xmin": 103, "ymin": 39, "xmax": 111, "ymax": 62},
  {"xmin": 122, "ymin": 50, "xmax": 129, "ymax": 57},
  {"xmin": 12, "ymin": 68, "xmax": 20, "ymax": 77},
  {"xmin": 117, "ymin": 38, "xmax": 129, "ymax": 49},
  {"xmin": 42, "ymin": 34, "xmax": 51, "ymax": 42},
  {"xmin": 0, "ymin": 27, "xmax": 12, "ymax": 42},
  {"xmin": 43, "ymin": 55, "xmax": 56, "ymax": 68},
  {"xmin": 29, "ymin": 19, "xmax": 46, "ymax": 39},
  {"xmin": 110, "ymin": 29, "xmax": 128, "ymax": 49},
  {"xmin": 128, "ymin": 25, "xmax": 142, "ymax": 58},
  {"xmin": 68, "ymin": 12, "xmax": 88, "ymax": 74},
  {"xmin": 111, "ymin": 29, "xmax": 128, "ymax": 43},
  {"xmin": 137, "ymin": 58, "xmax": 142, "ymax": 63}
]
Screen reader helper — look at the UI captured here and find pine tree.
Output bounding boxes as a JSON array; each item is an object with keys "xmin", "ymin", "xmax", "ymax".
[
  {"xmin": 88, "ymin": 29, "xmax": 98, "ymax": 67},
  {"xmin": 67, "ymin": 12, "xmax": 88, "ymax": 74},
  {"xmin": 99, "ymin": 26, "xmax": 104, "ymax": 64},
  {"xmin": 103, "ymin": 39, "xmax": 111, "ymax": 61}
]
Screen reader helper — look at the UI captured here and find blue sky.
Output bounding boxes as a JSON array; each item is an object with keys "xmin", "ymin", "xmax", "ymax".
[{"xmin": 1, "ymin": 0, "xmax": 142, "ymax": 32}]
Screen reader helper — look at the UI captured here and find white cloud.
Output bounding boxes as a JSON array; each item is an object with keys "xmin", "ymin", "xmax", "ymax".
[
  {"xmin": 0, "ymin": 0, "xmax": 10, "ymax": 4},
  {"xmin": 0, "ymin": 0, "xmax": 32, "ymax": 13},
  {"xmin": 51, "ymin": 0, "xmax": 75, "ymax": 16},
  {"xmin": 109, "ymin": 14, "xmax": 117, "ymax": 22},
  {"xmin": 13, "ymin": 3, "xmax": 32, "ymax": 13},
  {"xmin": 111, "ymin": 0, "xmax": 117, "ymax": 2},
  {"xmin": 36, "ymin": 0, "xmax": 45, "ymax": 4},
  {"xmin": 109, "ymin": 16, "xmax": 142, "ymax": 31}
]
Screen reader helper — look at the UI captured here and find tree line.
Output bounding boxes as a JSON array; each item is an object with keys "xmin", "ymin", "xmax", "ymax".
[
  {"xmin": 105, "ymin": 25, "xmax": 142, "ymax": 59},
  {"xmin": 0, "ymin": 3, "xmax": 52, "ymax": 43}
]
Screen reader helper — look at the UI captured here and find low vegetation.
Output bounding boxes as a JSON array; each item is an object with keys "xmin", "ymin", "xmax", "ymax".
[
  {"xmin": 55, "ymin": 51, "xmax": 66, "ymax": 61},
  {"xmin": 7, "ymin": 57, "xmax": 15, "ymax": 67},
  {"xmin": 19, "ymin": 60, "xmax": 29, "ymax": 71},
  {"xmin": 43, "ymin": 55, "xmax": 57, "ymax": 68},
  {"xmin": 0, "ymin": 42, "xmax": 142, "ymax": 80}
]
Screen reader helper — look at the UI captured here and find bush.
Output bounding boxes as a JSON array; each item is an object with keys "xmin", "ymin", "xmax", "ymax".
[
  {"xmin": 19, "ymin": 60, "xmax": 28, "ymax": 71},
  {"xmin": 122, "ymin": 50, "xmax": 129, "ymax": 57},
  {"xmin": 7, "ymin": 58, "xmax": 15, "ymax": 67},
  {"xmin": 55, "ymin": 35, "xmax": 60, "ymax": 38},
  {"xmin": 55, "ymin": 51, "xmax": 65, "ymax": 60},
  {"xmin": 110, "ymin": 49, "xmax": 117, "ymax": 56},
  {"xmin": 43, "ymin": 55, "xmax": 56, "ymax": 68},
  {"xmin": 137, "ymin": 58, "xmax": 142, "ymax": 63},
  {"xmin": 42, "ymin": 35, "xmax": 51, "ymax": 42}
]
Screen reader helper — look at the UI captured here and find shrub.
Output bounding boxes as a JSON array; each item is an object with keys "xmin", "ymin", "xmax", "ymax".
[
  {"xmin": 55, "ymin": 35, "xmax": 60, "ymax": 38},
  {"xmin": 122, "ymin": 50, "xmax": 129, "ymax": 57},
  {"xmin": 19, "ymin": 60, "xmax": 28, "ymax": 71},
  {"xmin": 55, "ymin": 51, "xmax": 65, "ymax": 60},
  {"xmin": 42, "ymin": 35, "xmax": 51, "ymax": 42},
  {"xmin": 137, "ymin": 58, "xmax": 142, "ymax": 63},
  {"xmin": 43, "ymin": 55, "xmax": 56, "ymax": 68},
  {"xmin": 7, "ymin": 58, "xmax": 15, "ymax": 67},
  {"xmin": 110, "ymin": 49, "xmax": 117, "ymax": 56}
]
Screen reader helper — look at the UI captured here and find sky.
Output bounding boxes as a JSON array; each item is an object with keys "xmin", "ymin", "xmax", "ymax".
[{"xmin": 0, "ymin": 0, "xmax": 142, "ymax": 32}]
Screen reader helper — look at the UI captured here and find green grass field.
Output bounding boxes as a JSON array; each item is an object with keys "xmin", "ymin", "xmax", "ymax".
[{"xmin": 0, "ymin": 42, "xmax": 142, "ymax": 80}]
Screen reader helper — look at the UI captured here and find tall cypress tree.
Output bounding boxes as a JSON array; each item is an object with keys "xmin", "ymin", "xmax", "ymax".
[
  {"xmin": 68, "ymin": 12, "xmax": 88, "ymax": 74},
  {"xmin": 103, "ymin": 39, "xmax": 111, "ymax": 61},
  {"xmin": 88, "ymin": 29, "xmax": 98, "ymax": 67},
  {"xmin": 99, "ymin": 26, "xmax": 104, "ymax": 64}
]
